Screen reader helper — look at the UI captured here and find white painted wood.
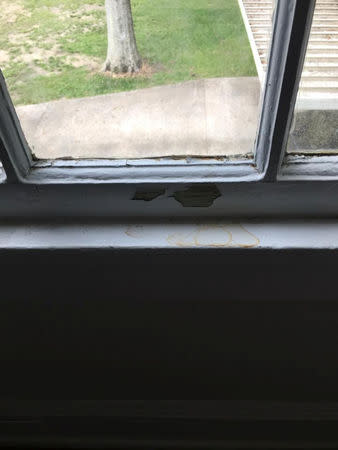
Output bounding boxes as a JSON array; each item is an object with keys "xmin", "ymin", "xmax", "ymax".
[{"xmin": 1, "ymin": 220, "xmax": 338, "ymax": 249}]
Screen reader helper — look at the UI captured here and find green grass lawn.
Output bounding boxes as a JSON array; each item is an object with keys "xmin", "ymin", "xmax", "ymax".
[{"xmin": 0, "ymin": 0, "xmax": 256, "ymax": 105}]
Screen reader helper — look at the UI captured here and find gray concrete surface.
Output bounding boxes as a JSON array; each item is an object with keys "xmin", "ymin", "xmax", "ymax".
[
  {"xmin": 289, "ymin": 109, "xmax": 338, "ymax": 153},
  {"xmin": 16, "ymin": 77, "xmax": 261, "ymax": 159}
]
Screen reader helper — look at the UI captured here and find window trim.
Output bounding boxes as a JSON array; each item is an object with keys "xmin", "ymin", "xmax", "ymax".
[
  {"xmin": 27, "ymin": 157, "xmax": 259, "ymax": 184},
  {"xmin": 0, "ymin": 72, "xmax": 32, "ymax": 183}
]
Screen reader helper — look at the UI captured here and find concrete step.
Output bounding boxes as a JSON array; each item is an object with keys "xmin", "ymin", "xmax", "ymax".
[
  {"xmin": 309, "ymin": 31, "xmax": 338, "ymax": 38},
  {"xmin": 305, "ymin": 54, "xmax": 338, "ymax": 62},
  {"xmin": 252, "ymin": 25, "xmax": 338, "ymax": 31},
  {"xmin": 311, "ymin": 25, "xmax": 338, "ymax": 29},
  {"xmin": 263, "ymin": 63, "xmax": 338, "ymax": 73},
  {"xmin": 260, "ymin": 56, "xmax": 338, "ymax": 66},
  {"xmin": 248, "ymin": 11, "xmax": 338, "ymax": 19},
  {"xmin": 259, "ymin": 50, "xmax": 338, "ymax": 61},
  {"xmin": 248, "ymin": 14, "xmax": 338, "ymax": 19},
  {"xmin": 308, "ymin": 37, "xmax": 338, "ymax": 42},
  {"xmin": 257, "ymin": 44, "xmax": 338, "ymax": 53},
  {"xmin": 241, "ymin": 0, "xmax": 338, "ymax": 101},
  {"xmin": 248, "ymin": 17, "xmax": 338, "ymax": 23},
  {"xmin": 247, "ymin": 6, "xmax": 338, "ymax": 10},
  {"xmin": 252, "ymin": 32, "xmax": 273, "ymax": 38},
  {"xmin": 299, "ymin": 88, "xmax": 338, "ymax": 94},
  {"xmin": 306, "ymin": 45, "xmax": 338, "ymax": 52},
  {"xmin": 251, "ymin": 26, "xmax": 275, "ymax": 32},
  {"xmin": 304, "ymin": 62, "xmax": 338, "ymax": 71},
  {"xmin": 301, "ymin": 72, "xmax": 338, "ymax": 80},
  {"xmin": 299, "ymin": 79, "xmax": 338, "ymax": 90},
  {"xmin": 310, "ymin": 1, "xmax": 338, "ymax": 3},
  {"xmin": 253, "ymin": 33, "xmax": 338, "ymax": 40},
  {"xmin": 244, "ymin": 1, "xmax": 335, "ymax": 4}
]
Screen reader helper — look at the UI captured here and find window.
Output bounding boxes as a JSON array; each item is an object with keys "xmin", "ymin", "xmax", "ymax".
[
  {"xmin": 287, "ymin": 0, "xmax": 338, "ymax": 156},
  {"xmin": 1, "ymin": 0, "xmax": 336, "ymax": 220},
  {"xmin": 2, "ymin": 0, "xmax": 273, "ymax": 161}
]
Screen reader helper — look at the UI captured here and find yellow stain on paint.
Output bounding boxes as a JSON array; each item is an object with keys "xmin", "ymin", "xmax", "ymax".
[
  {"xmin": 125, "ymin": 223, "xmax": 260, "ymax": 248},
  {"xmin": 167, "ymin": 224, "xmax": 260, "ymax": 248}
]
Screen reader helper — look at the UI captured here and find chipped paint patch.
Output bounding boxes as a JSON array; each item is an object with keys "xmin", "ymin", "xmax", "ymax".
[
  {"xmin": 132, "ymin": 189, "xmax": 165, "ymax": 202},
  {"xmin": 173, "ymin": 184, "xmax": 221, "ymax": 207},
  {"xmin": 125, "ymin": 225, "xmax": 144, "ymax": 238},
  {"xmin": 167, "ymin": 224, "xmax": 260, "ymax": 248}
]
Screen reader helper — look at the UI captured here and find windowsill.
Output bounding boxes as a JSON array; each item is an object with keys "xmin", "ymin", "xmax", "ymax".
[{"xmin": 1, "ymin": 220, "xmax": 338, "ymax": 250}]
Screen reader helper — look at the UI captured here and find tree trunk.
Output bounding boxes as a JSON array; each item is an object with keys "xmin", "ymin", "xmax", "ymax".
[{"xmin": 103, "ymin": 0, "xmax": 141, "ymax": 74}]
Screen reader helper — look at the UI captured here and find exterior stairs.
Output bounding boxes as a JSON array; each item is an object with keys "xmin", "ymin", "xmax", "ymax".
[
  {"xmin": 238, "ymin": 0, "xmax": 338, "ymax": 153},
  {"xmin": 238, "ymin": 0, "xmax": 338, "ymax": 109}
]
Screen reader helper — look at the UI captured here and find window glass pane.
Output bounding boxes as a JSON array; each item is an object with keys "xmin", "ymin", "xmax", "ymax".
[
  {"xmin": 2, "ymin": 0, "xmax": 273, "ymax": 161},
  {"xmin": 287, "ymin": 0, "xmax": 338, "ymax": 155}
]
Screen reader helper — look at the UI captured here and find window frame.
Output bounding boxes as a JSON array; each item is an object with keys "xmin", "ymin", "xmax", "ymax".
[{"xmin": 1, "ymin": 0, "xmax": 335, "ymax": 220}]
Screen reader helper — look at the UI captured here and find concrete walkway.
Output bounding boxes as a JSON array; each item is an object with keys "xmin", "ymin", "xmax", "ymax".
[{"xmin": 16, "ymin": 77, "xmax": 260, "ymax": 160}]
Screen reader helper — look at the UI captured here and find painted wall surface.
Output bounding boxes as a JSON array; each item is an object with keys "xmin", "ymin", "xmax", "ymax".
[{"xmin": 1, "ymin": 243, "xmax": 338, "ymax": 445}]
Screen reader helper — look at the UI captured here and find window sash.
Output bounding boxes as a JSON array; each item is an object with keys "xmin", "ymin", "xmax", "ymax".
[
  {"xmin": 0, "ymin": 0, "xmax": 317, "ymax": 185},
  {"xmin": 0, "ymin": 72, "xmax": 32, "ymax": 182},
  {"xmin": 255, "ymin": 0, "xmax": 316, "ymax": 181}
]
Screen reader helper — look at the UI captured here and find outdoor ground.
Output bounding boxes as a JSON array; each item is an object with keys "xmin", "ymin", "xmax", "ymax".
[{"xmin": 0, "ymin": 0, "xmax": 256, "ymax": 105}]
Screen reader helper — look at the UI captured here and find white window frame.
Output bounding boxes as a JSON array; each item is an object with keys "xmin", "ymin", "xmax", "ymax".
[{"xmin": 1, "ymin": 0, "xmax": 334, "ymax": 220}]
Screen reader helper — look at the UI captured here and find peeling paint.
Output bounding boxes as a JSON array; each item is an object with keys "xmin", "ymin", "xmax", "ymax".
[
  {"xmin": 132, "ymin": 189, "xmax": 165, "ymax": 202},
  {"xmin": 125, "ymin": 224, "xmax": 144, "ymax": 238},
  {"xmin": 172, "ymin": 184, "xmax": 221, "ymax": 207}
]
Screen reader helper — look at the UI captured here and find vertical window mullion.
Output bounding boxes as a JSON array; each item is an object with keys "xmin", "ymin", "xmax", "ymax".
[
  {"xmin": 255, "ymin": 0, "xmax": 316, "ymax": 181},
  {"xmin": 0, "ymin": 71, "xmax": 32, "ymax": 183}
]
